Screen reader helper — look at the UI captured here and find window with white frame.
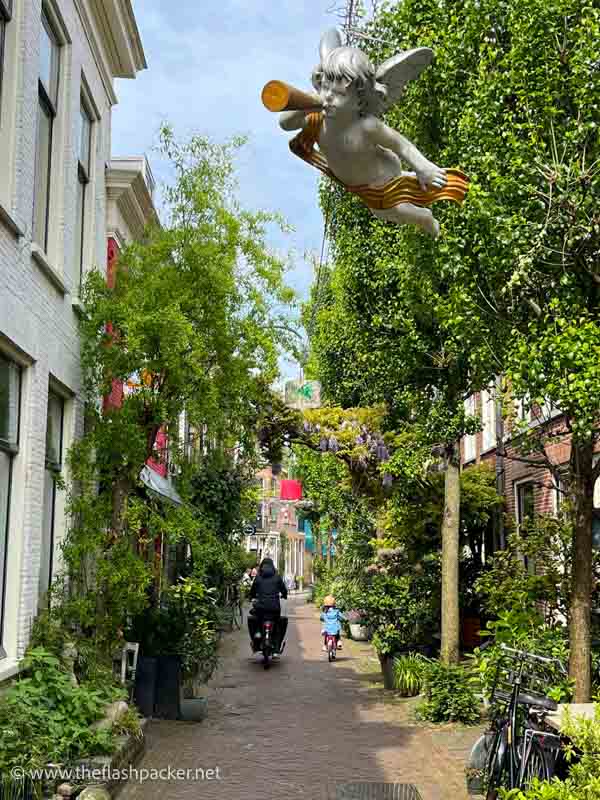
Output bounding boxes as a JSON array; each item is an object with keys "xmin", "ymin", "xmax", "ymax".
[
  {"xmin": 481, "ymin": 386, "xmax": 496, "ymax": 452},
  {"xmin": 0, "ymin": 354, "xmax": 20, "ymax": 648},
  {"xmin": 463, "ymin": 395, "xmax": 476, "ymax": 462},
  {"xmin": 516, "ymin": 482, "xmax": 535, "ymax": 526},
  {"xmin": 75, "ymin": 97, "xmax": 92, "ymax": 290},
  {"xmin": 33, "ymin": 9, "xmax": 60, "ymax": 250},
  {"xmin": 0, "ymin": 0, "xmax": 12, "ymax": 116},
  {"xmin": 39, "ymin": 389, "xmax": 64, "ymax": 608}
]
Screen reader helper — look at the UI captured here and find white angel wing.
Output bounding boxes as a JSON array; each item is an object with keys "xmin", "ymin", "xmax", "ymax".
[
  {"xmin": 370, "ymin": 48, "xmax": 434, "ymax": 115},
  {"xmin": 319, "ymin": 28, "xmax": 344, "ymax": 63}
]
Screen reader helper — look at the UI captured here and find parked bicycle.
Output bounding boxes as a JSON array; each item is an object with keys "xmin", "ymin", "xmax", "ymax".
[
  {"xmin": 484, "ymin": 644, "xmax": 565, "ymax": 800},
  {"xmin": 223, "ymin": 581, "xmax": 244, "ymax": 630}
]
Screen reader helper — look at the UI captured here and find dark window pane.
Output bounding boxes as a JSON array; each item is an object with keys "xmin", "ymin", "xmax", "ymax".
[
  {"xmin": 33, "ymin": 100, "xmax": 52, "ymax": 247},
  {"xmin": 40, "ymin": 13, "xmax": 59, "ymax": 106},
  {"xmin": 39, "ymin": 466, "xmax": 56, "ymax": 606},
  {"xmin": 0, "ymin": 357, "xmax": 19, "ymax": 448},
  {"xmin": 45, "ymin": 390, "xmax": 63, "ymax": 467},
  {"xmin": 518, "ymin": 484, "xmax": 535, "ymax": 524},
  {"xmin": 78, "ymin": 104, "xmax": 92, "ymax": 170},
  {"xmin": 0, "ymin": 19, "xmax": 6, "ymax": 116},
  {"xmin": 0, "ymin": 0, "xmax": 12, "ymax": 112},
  {"xmin": 0, "ymin": 449, "xmax": 10, "ymax": 637},
  {"xmin": 75, "ymin": 177, "xmax": 85, "ymax": 288}
]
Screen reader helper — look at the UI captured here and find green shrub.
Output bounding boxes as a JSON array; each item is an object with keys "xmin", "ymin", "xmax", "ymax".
[
  {"xmin": 393, "ymin": 652, "xmax": 430, "ymax": 696},
  {"xmin": 372, "ymin": 624, "xmax": 405, "ymax": 657},
  {"xmin": 471, "ymin": 614, "xmax": 572, "ymax": 704},
  {"xmin": 417, "ymin": 660, "xmax": 480, "ymax": 725},
  {"xmin": 0, "ymin": 648, "xmax": 117, "ymax": 772},
  {"xmin": 112, "ymin": 707, "xmax": 143, "ymax": 740},
  {"xmin": 127, "ymin": 577, "xmax": 219, "ymax": 681}
]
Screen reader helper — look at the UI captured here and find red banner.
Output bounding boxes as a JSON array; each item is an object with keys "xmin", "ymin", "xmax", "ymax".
[{"xmin": 280, "ymin": 479, "xmax": 302, "ymax": 501}]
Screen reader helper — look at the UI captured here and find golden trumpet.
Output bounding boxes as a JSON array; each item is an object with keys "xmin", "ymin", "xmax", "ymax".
[{"xmin": 261, "ymin": 80, "xmax": 323, "ymax": 113}]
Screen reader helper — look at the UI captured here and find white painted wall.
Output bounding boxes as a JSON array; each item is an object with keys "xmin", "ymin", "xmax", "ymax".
[{"xmin": 0, "ymin": 0, "xmax": 145, "ymax": 678}]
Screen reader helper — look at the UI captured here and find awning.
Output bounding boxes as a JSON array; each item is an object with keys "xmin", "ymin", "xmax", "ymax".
[{"xmin": 139, "ymin": 465, "xmax": 183, "ymax": 506}]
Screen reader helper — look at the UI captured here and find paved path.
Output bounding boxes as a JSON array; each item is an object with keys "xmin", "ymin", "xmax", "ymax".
[{"xmin": 121, "ymin": 595, "xmax": 482, "ymax": 800}]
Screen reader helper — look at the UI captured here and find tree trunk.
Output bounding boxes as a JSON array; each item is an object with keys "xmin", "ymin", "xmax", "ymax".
[
  {"xmin": 440, "ymin": 441, "xmax": 460, "ymax": 665},
  {"xmin": 111, "ymin": 475, "xmax": 130, "ymax": 540},
  {"xmin": 326, "ymin": 530, "xmax": 333, "ymax": 568},
  {"xmin": 314, "ymin": 528, "xmax": 322, "ymax": 563},
  {"xmin": 568, "ymin": 438, "xmax": 595, "ymax": 702}
]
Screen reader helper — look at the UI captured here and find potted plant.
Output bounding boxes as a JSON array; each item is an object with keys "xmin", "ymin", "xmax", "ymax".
[
  {"xmin": 295, "ymin": 575, "xmax": 304, "ymax": 591},
  {"xmin": 128, "ymin": 578, "xmax": 218, "ymax": 721},
  {"xmin": 346, "ymin": 610, "xmax": 369, "ymax": 641},
  {"xmin": 392, "ymin": 652, "xmax": 430, "ymax": 696},
  {"xmin": 372, "ymin": 625, "xmax": 405, "ymax": 689}
]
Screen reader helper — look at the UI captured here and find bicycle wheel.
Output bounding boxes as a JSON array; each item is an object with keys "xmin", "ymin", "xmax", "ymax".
[
  {"xmin": 232, "ymin": 600, "xmax": 243, "ymax": 630},
  {"xmin": 519, "ymin": 738, "xmax": 550, "ymax": 789},
  {"xmin": 486, "ymin": 726, "xmax": 510, "ymax": 800}
]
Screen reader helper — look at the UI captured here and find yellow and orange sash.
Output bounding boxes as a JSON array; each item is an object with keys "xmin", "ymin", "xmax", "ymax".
[{"xmin": 289, "ymin": 112, "xmax": 469, "ymax": 210}]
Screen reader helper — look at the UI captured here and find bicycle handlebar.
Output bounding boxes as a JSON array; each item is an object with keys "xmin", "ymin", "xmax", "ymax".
[{"xmin": 499, "ymin": 644, "xmax": 567, "ymax": 673}]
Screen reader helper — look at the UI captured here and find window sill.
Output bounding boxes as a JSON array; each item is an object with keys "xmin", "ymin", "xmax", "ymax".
[
  {"xmin": 0, "ymin": 202, "xmax": 24, "ymax": 239},
  {"xmin": 71, "ymin": 297, "xmax": 85, "ymax": 316},
  {"xmin": 31, "ymin": 245, "xmax": 68, "ymax": 295},
  {"xmin": 0, "ymin": 657, "xmax": 20, "ymax": 684}
]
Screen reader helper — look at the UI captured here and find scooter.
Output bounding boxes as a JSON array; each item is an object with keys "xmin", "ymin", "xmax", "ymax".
[{"xmin": 249, "ymin": 602, "xmax": 287, "ymax": 669}]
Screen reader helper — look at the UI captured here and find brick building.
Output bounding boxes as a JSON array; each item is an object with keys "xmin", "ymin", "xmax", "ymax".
[
  {"xmin": 461, "ymin": 384, "xmax": 600, "ymax": 544},
  {"xmin": 0, "ymin": 0, "xmax": 149, "ymax": 678},
  {"xmin": 246, "ymin": 464, "xmax": 307, "ymax": 582}
]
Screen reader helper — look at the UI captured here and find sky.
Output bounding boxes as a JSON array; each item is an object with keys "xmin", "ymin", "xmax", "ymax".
[{"xmin": 111, "ymin": 1, "xmax": 345, "ymax": 379}]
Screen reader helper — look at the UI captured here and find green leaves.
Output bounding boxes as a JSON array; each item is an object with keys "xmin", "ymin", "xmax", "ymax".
[
  {"xmin": 0, "ymin": 648, "xmax": 118, "ymax": 772},
  {"xmin": 418, "ymin": 660, "xmax": 481, "ymax": 725}
]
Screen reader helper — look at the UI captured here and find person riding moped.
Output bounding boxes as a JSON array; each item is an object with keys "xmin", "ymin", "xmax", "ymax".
[{"xmin": 248, "ymin": 557, "xmax": 288, "ymax": 655}]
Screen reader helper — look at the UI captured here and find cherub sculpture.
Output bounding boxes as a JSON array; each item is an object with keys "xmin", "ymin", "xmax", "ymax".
[{"xmin": 261, "ymin": 28, "xmax": 468, "ymax": 238}]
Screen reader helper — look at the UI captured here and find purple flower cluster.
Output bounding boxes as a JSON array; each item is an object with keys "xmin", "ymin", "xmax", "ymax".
[
  {"xmin": 346, "ymin": 610, "xmax": 365, "ymax": 623},
  {"xmin": 302, "ymin": 419, "xmax": 392, "ymax": 485}
]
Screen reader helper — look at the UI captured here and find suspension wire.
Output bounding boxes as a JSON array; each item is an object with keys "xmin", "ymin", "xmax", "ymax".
[
  {"xmin": 305, "ymin": 0, "xmax": 383, "ymax": 347},
  {"xmin": 307, "ymin": 186, "xmax": 333, "ymax": 342}
]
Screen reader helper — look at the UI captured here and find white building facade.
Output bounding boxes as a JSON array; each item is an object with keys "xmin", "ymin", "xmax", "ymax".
[{"xmin": 0, "ymin": 0, "xmax": 147, "ymax": 680}]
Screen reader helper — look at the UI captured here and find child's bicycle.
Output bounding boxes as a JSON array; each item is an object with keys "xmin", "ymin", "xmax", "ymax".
[{"xmin": 325, "ymin": 632, "xmax": 337, "ymax": 662}]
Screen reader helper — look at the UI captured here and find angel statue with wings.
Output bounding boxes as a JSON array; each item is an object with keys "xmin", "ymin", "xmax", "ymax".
[{"xmin": 261, "ymin": 29, "xmax": 468, "ymax": 238}]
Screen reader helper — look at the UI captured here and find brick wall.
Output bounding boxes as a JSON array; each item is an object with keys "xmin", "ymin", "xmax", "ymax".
[{"xmin": 461, "ymin": 390, "xmax": 600, "ymax": 530}]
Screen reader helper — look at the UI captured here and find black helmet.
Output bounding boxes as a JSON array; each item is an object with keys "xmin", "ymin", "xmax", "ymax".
[{"xmin": 259, "ymin": 557, "xmax": 276, "ymax": 576}]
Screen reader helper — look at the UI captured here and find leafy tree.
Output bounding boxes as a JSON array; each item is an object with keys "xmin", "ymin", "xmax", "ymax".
[
  {"xmin": 59, "ymin": 128, "xmax": 294, "ymax": 646},
  {"xmin": 305, "ymin": 0, "xmax": 600, "ymax": 694}
]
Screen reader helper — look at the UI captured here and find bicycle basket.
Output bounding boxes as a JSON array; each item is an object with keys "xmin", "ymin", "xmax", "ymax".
[{"xmin": 489, "ymin": 646, "xmax": 563, "ymax": 711}]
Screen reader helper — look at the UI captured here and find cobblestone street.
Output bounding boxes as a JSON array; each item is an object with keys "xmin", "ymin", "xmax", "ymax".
[{"xmin": 121, "ymin": 595, "xmax": 483, "ymax": 800}]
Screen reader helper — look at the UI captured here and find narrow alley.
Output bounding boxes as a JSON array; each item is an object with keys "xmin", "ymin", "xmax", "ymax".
[{"xmin": 120, "ymin": 596, "xmax": 480, "ymax": 800}]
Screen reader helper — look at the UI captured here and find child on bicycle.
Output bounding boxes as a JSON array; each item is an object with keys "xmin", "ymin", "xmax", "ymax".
[{"xmin": 320, "ymin": 594, "xmax": 344, "ymax": 651}]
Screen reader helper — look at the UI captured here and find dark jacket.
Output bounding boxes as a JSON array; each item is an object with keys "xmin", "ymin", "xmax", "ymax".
[{"xmin": 250, "ymin": 560, "xmax": 287, "ymax": 612}]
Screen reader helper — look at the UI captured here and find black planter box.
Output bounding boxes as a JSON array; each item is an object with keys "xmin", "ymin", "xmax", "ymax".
[
  {"xmin": 133, "ymin": 654, "xmax": 182, "ymax": 719},
  {"xmin": 133, "ymin": 655, "xmax": 158, "ymax": 718},
  {"xmin": 153, "ymin": 655, "xmax": 181, "ymax": 720}
]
